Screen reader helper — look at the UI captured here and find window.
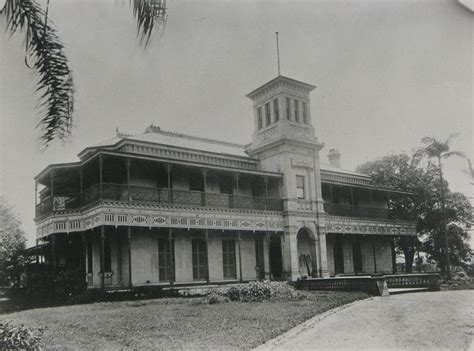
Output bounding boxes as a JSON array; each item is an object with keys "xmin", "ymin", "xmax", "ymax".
[
  {"xmin": 302, "ymin": 102, "xmax": 308, "ymax": 124},
  {"xmin": 189, "ymin": 171, "xmax": 203, "ymax": 192},
  {"xmin": 257, "ymin": 107, "xmax": 263, "ymax": 130},
  {"xmin": 222, "ymin": 240, "xmax": 236, "ymax": 279},
  {"xmin": 296, "ymin": 175, "xmax": 305, "ymax": 199},
  {"xmin": 294, "ymin": 99, "xmax": 299, "ymax": 122},
  {"xmin": 265, "ymin": 102, "xmax": 271, "ymax": 126},
  {"xmin": 192, "ymin": 239, "xmax": 208, "ymax": 280},
  {"xmin": 286, "ymin": 97, "xmax": 291, "ymax": 120},
  {"xmin": 158, "ymin": 238, "xmax": 173, "ymax": 282},
  {"xmin": 87, "ymin": 241, "xmax": 93, "ymax": 274},
  {"xmin": 273, "ymin": 99, "xmax": 279, "ymax": 122}
]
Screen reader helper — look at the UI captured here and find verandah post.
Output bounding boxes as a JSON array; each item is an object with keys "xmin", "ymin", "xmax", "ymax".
[
  {"xmin": 99, "ymin": 154, "xmax": 103, "ymax": 200},
  {"xmin": 169, "ymin": 227, "xmax": 175, "ymax": 285},
  {"xmin": 237, "ymin": 230, "xmax": 243, "ymax": 282},
  {"xmin": 100, "ymin": 226, "xmax": 105, "ymax": 290},
  {"xmin": 205, "ymin": 229, "xmax": 210, "ymax": 283},
  {"xmin": 127, "ymin": 226, "xmax": 132, "ymax": 288}
]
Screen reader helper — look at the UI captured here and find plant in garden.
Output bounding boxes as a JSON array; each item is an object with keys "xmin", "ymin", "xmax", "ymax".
[{"xmin": 0, "ymin": 321, "xmax": 42, "ymax": 350}]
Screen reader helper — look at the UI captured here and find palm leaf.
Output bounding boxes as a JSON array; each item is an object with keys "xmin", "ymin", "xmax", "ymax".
[
  {"xmin": 132, "ymin": 0, "xmax": 167, "ymax": 46},
  {"xmin": 1, "ymin": 0, "xmax": 74, "ymax": 146}
]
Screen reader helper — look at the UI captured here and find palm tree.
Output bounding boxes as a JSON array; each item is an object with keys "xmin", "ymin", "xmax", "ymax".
[
  {"xmin": 1, "ymin": 0, "xmax": 166, "ymax": 146},
  {"xmin": 414, "ymin": 134, "xmax": 465, "ymax": 279}
]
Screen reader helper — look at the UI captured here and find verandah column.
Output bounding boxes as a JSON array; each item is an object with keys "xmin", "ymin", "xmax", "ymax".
[
  {"xmin": 50, "ymin": 233, "xmax": 56, "ymax": 277},
  {"xmin": 237, "ymin": 230, "xmax": 243, "ymax": 282},
  {"xmin": 100, "ymin": 226, "xmax": 105, "ymax": 290},
  {"xmin": 168, "ymin": 228, "xmax": 175, "ymax": 285},
  {"xmin": 126, "ymin": 158, "xmax": 131, "ymax": 202},
  {"xmin": 99, "ymin": 154, "xmax": 103, "ymax": 200},
  {"xmin": 167, "ymin": 163, "xmax": 172, "ymax": 204},
  {"xmin": 372, "ymin": 235, "xmax": 378, "ymax": 274},
  {"xmin": 205, "ymin": 229, "xmax": 210, "ymax": 283},
  {"xmin": 201, "ymin": 169, "xmax": 208, "ymax": 206},
  {"xmin": 127, "ymin": 226, "xmax": 132, "ymax": 288}
]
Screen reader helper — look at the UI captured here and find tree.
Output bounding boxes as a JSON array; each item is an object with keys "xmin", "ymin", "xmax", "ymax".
[
  {"xmin": 356, "ymin": 152, "xmax": 472, "ymax": 274},
  {"xmin": 1, "ymin": 0, "xmax": 166, "ymax": 146},
  {"xmin": 0, "ymin": 197, "xmax": 27, "ymax": 285},
  {"xmin": 414, "ymin": 134, "xmax": 466, "ymax": 279}
]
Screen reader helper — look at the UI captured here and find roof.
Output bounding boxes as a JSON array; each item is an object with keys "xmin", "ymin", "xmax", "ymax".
[
  {"xmin": 246, "ymin": 75, "xmax": 316, "ymax": 99},
  {"xmin": 79, "ymin": 125, "xmax": 250, "ymax": 159},
  {"xmin": 319, "ymin": 162, "xmax": 369, "ymax": 178}
]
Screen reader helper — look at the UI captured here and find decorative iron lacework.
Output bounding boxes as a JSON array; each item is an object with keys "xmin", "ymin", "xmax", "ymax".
[
  {"xmin": 35, "ymin": 204, "xmax": 284, "ymax": 238},
  {"xmin": 325, "ymin": 216, "xmax": 416, "ymax": 236}
]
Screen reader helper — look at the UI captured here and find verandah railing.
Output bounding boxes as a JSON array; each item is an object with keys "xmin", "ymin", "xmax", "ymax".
[
  {"xmin": 323, "ymin": 202, "xmax": 390, "ymax": 219},
  {"xmin": 36, "ymin": 182, "xmax": 283, "ymax": 217}
]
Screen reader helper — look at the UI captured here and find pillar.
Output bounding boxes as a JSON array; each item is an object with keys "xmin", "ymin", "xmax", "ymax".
[
  {"xmin": 391, "ymin": 238, "xmax": 397, "ymax": 274},
  {"xmin": 126, "ymin": 158, "xmax": 131, "ymax": 202},
  {"xmin": 237, "ymin": 231, "xmax": 243, "ymax": 282},
  {"xmin": 205, "ymin": 229, "xmax": 210, "ymax": 283},
  {"xmin": 79, "ymin": 168, "xmax": 83, "ymax": 206},
  {"xmin": 372, "ymin": 236, "xmax": 378, "ymax": 274},
  {"xmin": 167, "ymin": 163, "xmax": 172, "ymax": 204},
  {"xmin": 100, "ymin": 226, "xmax": 105, "ymax": 289},
  {"xmin": 51, "ymin": 234, "xmax": 56, "ymax": 276},
  {"xmin": 318, "ymin": 230, "xmax": 330, "ymax": 277},
  {"xmin": 99, "ymin": 154, "xmax": 103, "ymax": 200},
  {"xmin": 127, "ymin": 227, "xmax": 132, "ymax": 288},
  {"xmin": 202, "ymin": 169, "xmax": 208, "ymax": 206},
  {"xmin": 169, "ymin": 227, "xmax": 175, "ymax": 284}
]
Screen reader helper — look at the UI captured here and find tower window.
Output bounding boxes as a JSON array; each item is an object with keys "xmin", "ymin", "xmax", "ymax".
[
  {"xmin": 294, "ymin": 99, "xmax": 300, "ymax": 122},
  {"xmin": 257, "ymin": 107, "xmax": 263, "ymax": 130},
  {"xmin": 286, "ymin": 97, "xmax": 291, "ymax": 120},
  {"xmin": 296, "ymin": 175, "xmax": 305, "ymax": 199},
  {"xmin": 265, "ymin": 102, "xmax": 271, "ymax": 126},
  {"xmin": 302, "ymin": 102, "xmax": 308, "ymax": 124},
  {"xmin": 273, "ymin": 99, "xmax": 279, "ymax": 122}
]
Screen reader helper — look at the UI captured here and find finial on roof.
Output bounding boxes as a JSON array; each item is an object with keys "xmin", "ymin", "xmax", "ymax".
[{"xmin": 144, "ymin": 124, "xmax": 161, "ymax": 134}]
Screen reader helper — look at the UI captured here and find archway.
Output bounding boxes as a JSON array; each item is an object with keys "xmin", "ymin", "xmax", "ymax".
[{"xmin": 297, "ymin": 228, "xmax": 315, "ymax": 277}]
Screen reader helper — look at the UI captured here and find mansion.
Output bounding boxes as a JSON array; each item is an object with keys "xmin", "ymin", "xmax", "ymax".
[{"xmin": 34, "ymin": 75, "xmax": 417, "ymax": 289}]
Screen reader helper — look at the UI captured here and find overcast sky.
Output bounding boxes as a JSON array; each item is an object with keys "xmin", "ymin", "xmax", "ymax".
[{"xmin": 1, "ymin": 0, "xmax": 472, "ymax": 246}]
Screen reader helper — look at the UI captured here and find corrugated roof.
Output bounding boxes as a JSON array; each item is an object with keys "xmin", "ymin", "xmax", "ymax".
[
  {"xmin": 319, "ymin": 162, "xmax": 369, "ymax": 178},
  {"xmin": 81, "ymin": 126, "xmax": 250, "ymax": 159}
]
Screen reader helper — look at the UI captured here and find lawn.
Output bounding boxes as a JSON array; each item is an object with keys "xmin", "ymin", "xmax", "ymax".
[{"xmin": 1, "ymin": 290, "xmax": 368, "ymax": 350}]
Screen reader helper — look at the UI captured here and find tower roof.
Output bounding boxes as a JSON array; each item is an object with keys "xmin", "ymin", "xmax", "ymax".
[{"xmin": 246, "ymin": 75, "xmax": 316, "ymax": 100}]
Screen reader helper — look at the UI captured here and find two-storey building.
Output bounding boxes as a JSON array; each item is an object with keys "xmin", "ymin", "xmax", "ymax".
[{"xmin": 34, "ymin": 75, "xmax": 417, "ymax": 289}]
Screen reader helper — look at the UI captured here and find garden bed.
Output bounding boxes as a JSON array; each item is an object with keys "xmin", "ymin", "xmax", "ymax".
[{"xmin": 1, "ymin": 290, "xmax": 368, "ymax": 349}]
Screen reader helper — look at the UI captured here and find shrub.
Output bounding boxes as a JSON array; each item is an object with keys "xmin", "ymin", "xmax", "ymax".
[
  {"xmin": 203, "ymin": 281, "xmax": 303, "ymax": 304},
  {"xmin": 0, "ymin": 322, "xmax": 42, "ymax": 350}
]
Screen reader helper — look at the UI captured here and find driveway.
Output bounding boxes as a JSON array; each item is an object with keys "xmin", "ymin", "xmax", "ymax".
[{"xmin": 256, "ymin": 290, "xmax": 474, "ymax": 350}]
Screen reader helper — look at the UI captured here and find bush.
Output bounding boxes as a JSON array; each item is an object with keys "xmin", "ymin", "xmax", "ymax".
[
  {"xmin": 203, "ymin": 281, "xmax": 303, "ymax": 304},
  {"xmin": 0, "ymin": 322, "xmax": 42, "ymax": 350},
  {"xmin": 67, "ymin": 286, "xmax": 181, "ymax": 305}
]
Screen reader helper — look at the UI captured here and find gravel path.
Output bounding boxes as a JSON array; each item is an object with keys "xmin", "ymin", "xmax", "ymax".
[{"xmin": 257, "ymin": 290, "xmax": 474, "ymax": 350}]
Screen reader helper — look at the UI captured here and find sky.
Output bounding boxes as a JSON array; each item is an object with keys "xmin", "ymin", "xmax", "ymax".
[{"xmin": 0, "ymin": 0, "xmax": 472, "ymax": 247}]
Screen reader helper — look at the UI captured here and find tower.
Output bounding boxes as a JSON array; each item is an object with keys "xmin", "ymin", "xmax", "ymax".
[{"xmin": 245, "ymin": 75, "xmax": 329, "ymax": 280}]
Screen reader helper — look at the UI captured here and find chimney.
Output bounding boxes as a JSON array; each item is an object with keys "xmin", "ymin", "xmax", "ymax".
[{"xmin": 328, "ymin": 148, "xmax": 341, "ymax": 168}]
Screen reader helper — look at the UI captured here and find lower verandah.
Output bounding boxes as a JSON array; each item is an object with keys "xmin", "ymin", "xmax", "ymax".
[{"xmin": 80, "ymin": 227, "xmax": 276, "ymax": 288}]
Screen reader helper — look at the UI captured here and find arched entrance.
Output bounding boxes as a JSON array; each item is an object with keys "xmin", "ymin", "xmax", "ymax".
[{"xmin": 297, "ymin": 228, "xmax": 316, "ymax": 277}]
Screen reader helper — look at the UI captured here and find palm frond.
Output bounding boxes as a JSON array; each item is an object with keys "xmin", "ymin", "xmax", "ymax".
[
  {"xmin": 442, "ymin": 151, "xmax": 466, "ymax": 159},
  {"xmin": 132, "ymin": 0, "xmax": 166, "ymax": 46},
  {"xmin": 1, "ymin": 0, "xmax": 74, "ymax": 146}
]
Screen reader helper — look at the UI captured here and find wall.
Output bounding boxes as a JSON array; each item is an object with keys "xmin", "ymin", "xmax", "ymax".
[
  {"xmin": 325, "ymin": 234, "xmax": 393, "ymax": 276},
  {"xmin": 89, "ymin": 227, "xmax": 262, "ymax": 287}
]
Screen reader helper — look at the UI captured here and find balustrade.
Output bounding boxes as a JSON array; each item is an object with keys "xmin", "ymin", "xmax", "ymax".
[
  {"xmin": 324, "ymin": 202, "xmax": 390, "ymax": 219},
  {"xmin": 36, "ymin": 182, "xmax": 283, "ymax": 218}
]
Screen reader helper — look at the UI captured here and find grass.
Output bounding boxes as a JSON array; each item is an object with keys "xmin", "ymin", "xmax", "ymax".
[{"xmin": 1, "ymin": 290, "xmax": 368, "ymax": 350}]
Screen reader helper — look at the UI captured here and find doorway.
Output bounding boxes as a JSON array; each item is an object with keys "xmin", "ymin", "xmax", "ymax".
[
  {"xmin": 269, "ymin": 235, "xmax": 283, "ymax": 279},
  {"xmin": 334, "ymin": 236, "xmax": 344, "ymax": 275}
]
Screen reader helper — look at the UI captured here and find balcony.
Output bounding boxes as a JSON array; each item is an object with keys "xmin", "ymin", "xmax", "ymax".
[
  {"xmin": 323, "ymin": 202, "xmax": 390, "ymax": 219},
  {"xmin": 36, "ymin": 183, "xmax": 283, "ymax": 219}
]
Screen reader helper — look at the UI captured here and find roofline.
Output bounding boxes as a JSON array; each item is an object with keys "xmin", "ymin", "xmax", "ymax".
[
  {"xmin": 34, "ymin": 149, "xmax": 283, "ymax": 183},
  {"xmin": 246, "ymin": 75, "xmax": 316, "ymax": 99},
  {"xmin": 321, "ymin": 179, "xmax": 415, "ymax": 195}
]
